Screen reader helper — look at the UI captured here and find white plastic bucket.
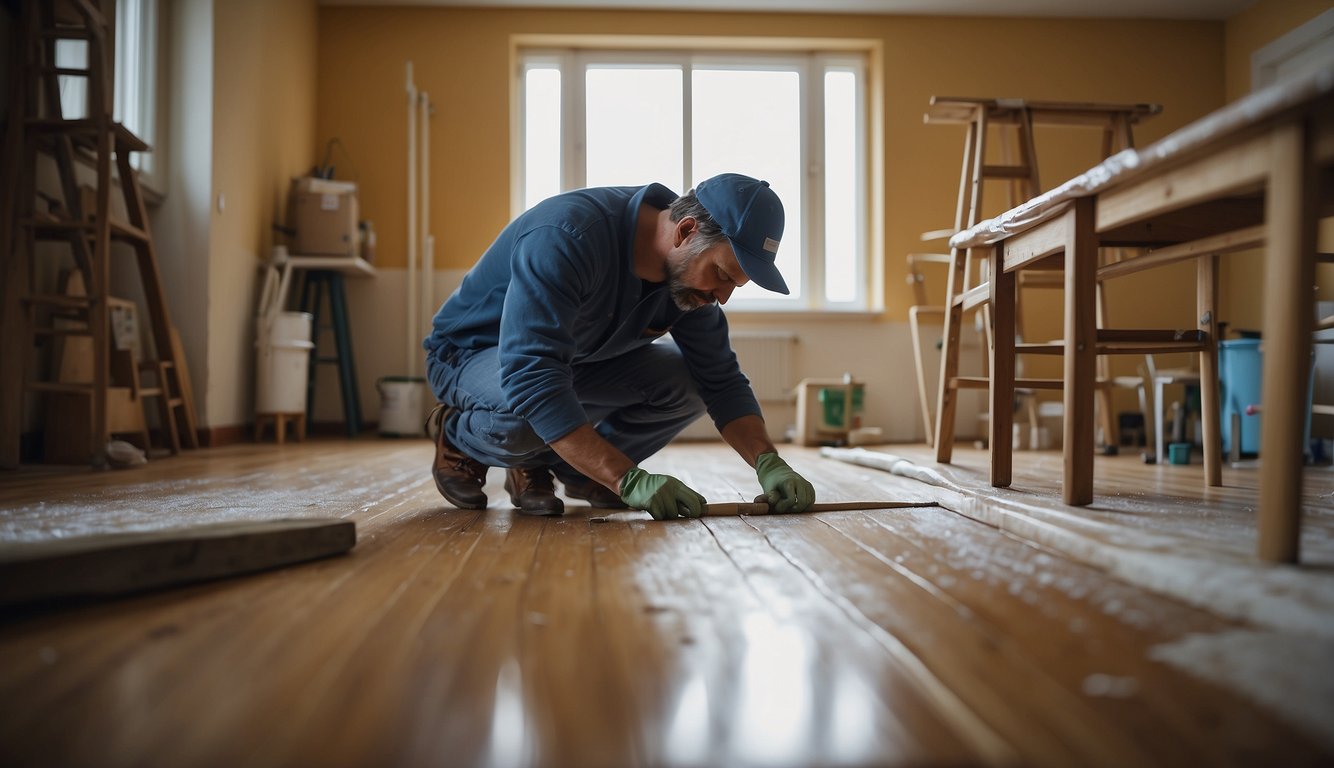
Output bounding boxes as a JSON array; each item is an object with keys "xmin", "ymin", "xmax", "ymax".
[
  {"xmin": 255, "ymin": 312, "xmax": 314, "ymax": 414},
  {"xmin": 377, "ymin": 376, "xmax": 427, "ymax": 437}
]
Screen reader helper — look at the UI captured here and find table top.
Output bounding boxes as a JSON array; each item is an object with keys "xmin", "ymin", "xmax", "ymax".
[
  {"xmin": 947, "ymin": 66, "xmax": 1334, "ymax": 251},
  {"xmin": 924, "ymin": 96, "xmax": 1162, "ymax": 126},
  {"xmin": 282, "ymin": 254, "xmax": 377, "ymax": 276}
]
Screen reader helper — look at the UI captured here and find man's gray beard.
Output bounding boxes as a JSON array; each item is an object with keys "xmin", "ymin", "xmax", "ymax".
[{"xmin": 667, "ymin": 253, "xmax": 715, "ymax": 311}]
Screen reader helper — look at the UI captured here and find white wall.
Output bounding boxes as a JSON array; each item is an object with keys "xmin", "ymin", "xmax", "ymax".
[{"xmin": 152, "ymin": 0, "xmax": 214, "ymax": 424}]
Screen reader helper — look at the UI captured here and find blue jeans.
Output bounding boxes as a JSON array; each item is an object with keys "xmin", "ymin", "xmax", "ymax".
[{"xmin": 427, "ymin": 341, "xmax": 707, "ymax": 474}]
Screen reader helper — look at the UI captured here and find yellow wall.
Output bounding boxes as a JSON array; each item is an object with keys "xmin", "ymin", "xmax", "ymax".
[
  {"xmin": 211, "ymin": 0, "xmax": 318, "ymax": 426},
  {"xmin": 1221, "ymin": 0, "xmax": 1334, "ymax": 333},
  {"xmin": 317, "ymin": 8, "xmax": 1223, "ymax": 330}
]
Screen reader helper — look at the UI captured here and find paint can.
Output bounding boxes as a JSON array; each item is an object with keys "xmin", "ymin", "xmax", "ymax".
[{"xmin": 377, "ymin": 377, "xmax": 427, "ymax": 437}]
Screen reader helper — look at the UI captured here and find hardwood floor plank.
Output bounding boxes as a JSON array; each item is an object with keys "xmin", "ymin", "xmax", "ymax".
[
  {"xmin": 519, "ymin": 516, "xmax": 645, "ymax": 766},
  {"xmin": 244, "ymin": 507, "xmax": 487, "ymax": 768},
  {"xmin": 700, "ymin": 516, "xmax": 1002, "ymax": 766},
  {"xmin": 822, "ymin": 508, "xmax": 1330, "ymax": 765},
  {"xmin": 742, "ymin": 513, "xmax": 1150, "ymax": 767},
  {"xmin": 389, "ymin": 510, "xmax": 547, "ymax": 767}
]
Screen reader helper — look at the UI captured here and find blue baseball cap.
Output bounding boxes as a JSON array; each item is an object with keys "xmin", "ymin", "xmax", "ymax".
[{"xmin": 694, "ymin": 173, "xmax": 789, "ymax": 295}]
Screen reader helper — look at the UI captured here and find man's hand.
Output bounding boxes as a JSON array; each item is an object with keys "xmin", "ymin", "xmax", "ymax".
[
  {"xmin": 755, "ymin": 452, "xmax": 816, "ymax": 513},
  {"xmin": 619, "ymin": 468, "xmax": 707, "ymax": 520}
]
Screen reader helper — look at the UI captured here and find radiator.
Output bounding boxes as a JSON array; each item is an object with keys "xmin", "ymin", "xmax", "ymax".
[
  {"xmin": 730, "ymin": 331, "xmax": 798, "ymax": 403},
  {"xmin": 671, "ymin": 331, "xmax": 798, "ymax": 441}
]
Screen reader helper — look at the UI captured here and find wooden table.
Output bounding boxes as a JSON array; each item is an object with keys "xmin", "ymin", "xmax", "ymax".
[{"xmin": 947, "ymin": 68, "xmax": 1334, "ymax": 563}]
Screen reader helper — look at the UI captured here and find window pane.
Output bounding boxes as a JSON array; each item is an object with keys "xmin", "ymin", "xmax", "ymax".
[
  {"xmin": 55, "ymin": 40, "xmax": 88, "ymax": 120},
  {"xmin": 824, "ymin": 70, "xmax": 857, "ymax": 303},
  {"xmin": 115, "ymin": 0, "xmax": 156, "ymax": 172},
  {"xmin": 692, "ymin": 68, "xmax": 802, "ymax": 302},
  {"xmin": 585, "ymin": 67, "xmax": 682, "ymax": 191},
  {"xmin": 524, "ymin": 67, "xmax": 562, "ymax": 210},
  {"xmin": 115, "ymin": 0, "xmax": 139, "ymax": 128}
]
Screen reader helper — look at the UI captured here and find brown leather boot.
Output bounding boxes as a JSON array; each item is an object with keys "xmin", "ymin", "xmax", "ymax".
[
  {"xmin": 561, "ymin": 473, "xmax": 629, "ymax": 509},
  {"xmin": 427, "ymin": 404, "xmax": 488, "ymax": 509},
  {"xmin": 504, "ymin": 467, "xmax": 564, "ymax": 516}
]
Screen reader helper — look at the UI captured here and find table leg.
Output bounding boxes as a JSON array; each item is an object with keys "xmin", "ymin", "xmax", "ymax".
[
  {"xmin": 1198, "ymin": 254, "xmax": 1222, "ymax": 487},
  {"xmin": 1063, "ymin": 198, "xmax": 1097, "ymax": 506},
  {"xmin": 989, "ymin": 245, "xmax": 1014, "ymax": 488},
  {"xmin": 1258, "ymin": 122, "xmax": 1317, "ymax": 563}
]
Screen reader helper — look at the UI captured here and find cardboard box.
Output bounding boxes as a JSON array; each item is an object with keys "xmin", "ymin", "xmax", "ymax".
[
  {"xmin": 291, "ymin": 177, "xmax": 358, "ymax": 256},
  {"xmin": 794, "ymin": 377, "xmax": 865, "ymax": 446}
]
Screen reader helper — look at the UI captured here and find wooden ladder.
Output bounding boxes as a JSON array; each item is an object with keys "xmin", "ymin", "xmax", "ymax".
[
  {"xmin": 0, "ymin": 0, "xmax": 198, "ymax": 467},
  {"xmin": 926, "ymin": 98, "xmax": 1158, "ymax": 458}
]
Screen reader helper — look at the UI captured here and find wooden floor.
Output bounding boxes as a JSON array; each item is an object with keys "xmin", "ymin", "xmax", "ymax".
[{"xmin": 0, "ymin": 438, "xmax": 1331, "ymax": 767}]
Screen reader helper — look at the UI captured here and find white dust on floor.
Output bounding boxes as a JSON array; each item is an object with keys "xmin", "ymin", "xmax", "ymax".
[
  {"xmin": 1149, "ymin": 628, "xmax": 1334, "ymax": 753},
  {"xmin": 0, "ymin": 464, "xmax": 425, "ymax": 542},
  {"xmin": 821, "ymin": 448, "xmax": 1334, "ymax": 640}
]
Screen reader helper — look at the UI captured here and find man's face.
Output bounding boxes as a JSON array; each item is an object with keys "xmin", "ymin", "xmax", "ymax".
[{"xmin": 667, "ymin": 224, "xmax": 750, "ymax": 312}]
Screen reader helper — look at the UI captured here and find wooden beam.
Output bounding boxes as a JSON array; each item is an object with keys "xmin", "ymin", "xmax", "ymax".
[
  {"xmin": 1096, "ymin": 225, "xmax": 1265, "ymax": 281},
  {"xmin": 0, "ymin": 518, "xmax": 356, "ymax": 608}
]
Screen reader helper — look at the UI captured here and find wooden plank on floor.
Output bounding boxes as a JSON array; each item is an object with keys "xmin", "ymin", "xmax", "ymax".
[{"xmin": 0, "ymin": 518, "xmax": 355, "ymax": 608}]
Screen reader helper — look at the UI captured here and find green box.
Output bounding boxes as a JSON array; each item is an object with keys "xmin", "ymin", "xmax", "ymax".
[{"xmin": 818, "ymin": 385, "xmax": 864, "ymax": 429}]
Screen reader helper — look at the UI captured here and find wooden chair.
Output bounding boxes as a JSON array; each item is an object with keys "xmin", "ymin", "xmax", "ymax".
[
  {"xmin": 907, "ymin": 251, "xmax": 951, "ymax": 446},
  {"xmin": 1142, "ymin": 355, "xmax": 1203, "ymax": 464}
]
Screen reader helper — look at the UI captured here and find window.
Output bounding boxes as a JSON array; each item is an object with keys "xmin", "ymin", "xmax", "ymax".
[
  {"xmin": 518, "ymin": 46, "xmax": 869, "ymax": 311},
  {"xmin": 55, "ymin": 0, "xmax": 159, "ymax": 180}
]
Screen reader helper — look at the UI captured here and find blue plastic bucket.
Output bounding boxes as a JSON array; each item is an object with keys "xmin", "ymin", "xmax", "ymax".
[{"xmin": 1219, "ymin": 339, "xmax": 1262, "ymax": 456}]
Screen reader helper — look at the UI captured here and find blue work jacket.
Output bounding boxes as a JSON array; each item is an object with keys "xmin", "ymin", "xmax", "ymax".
[{"xmin": 424, "ymin": 183, "xmax": 761, "ymax": 444}]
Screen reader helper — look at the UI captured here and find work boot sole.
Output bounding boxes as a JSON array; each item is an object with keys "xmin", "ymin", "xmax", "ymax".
[{"xmin": 436, "ymin": 482, "xmax": 488, "ymax": 510}]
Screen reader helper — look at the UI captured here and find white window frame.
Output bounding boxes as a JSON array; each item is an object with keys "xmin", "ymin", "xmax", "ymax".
[
  {"xmin": 115, "ymin": 0, "xmax": 160, "ymax": 184},
  {"xmin": 514, "ymin": 43, "xmax": 871, "ymax": 313}
]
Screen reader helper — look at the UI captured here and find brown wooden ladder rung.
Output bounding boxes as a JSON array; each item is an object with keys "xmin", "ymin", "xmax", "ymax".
[
  {"xmin": 1012, "ymin": 330, "xmax": 1211, "ymax": 356},
  {"xmin": 25, "ymin": 293, "xmax": 93, "ymax": 308},
  {"xmin": 981, "ymin": 164, "xmax": 1034, "ymax": 179},
  {"xmin": 32, "ymin": 326, "xmax": 93, "ymax": 338},
  {"xmin": 26, "ymin": 218, "xmax": 151, "ymax": 243}
]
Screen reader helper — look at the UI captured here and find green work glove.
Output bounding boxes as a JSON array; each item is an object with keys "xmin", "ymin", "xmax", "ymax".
[
  {"xmin": 755, "ymin": 452, "xmax": 816, "ymax": 513},
  {"xmin": 619, "ymin": 467, "xmax": 707, "ymax": 520}
]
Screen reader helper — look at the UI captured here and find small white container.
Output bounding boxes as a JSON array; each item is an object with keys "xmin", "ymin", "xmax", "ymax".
[
  {"xmin": 377, "ymin": 376, "xmax": 427, "ymax": 437},
  {"xmin": 255, "ymin": 312, "xmax": 314, "ymax": 414}
]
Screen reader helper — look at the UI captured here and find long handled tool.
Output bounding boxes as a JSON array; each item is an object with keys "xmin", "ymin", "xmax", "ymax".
[{"xmin": 701, "ymin": 498, "xmax": 936, "ymax": 516}]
